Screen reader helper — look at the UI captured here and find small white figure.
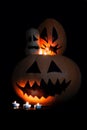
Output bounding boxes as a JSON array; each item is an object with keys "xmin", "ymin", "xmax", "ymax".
[
  {"xmin": 23, "ymin": 102, "xmax": 31, "ymax": 110},
  {"xmin": 34, "ymin": 103, "xmax": 42, "ymax": 109},
  {"xmin": 12, "ymin": 101, "xmax": 20, "ymax": 109}
]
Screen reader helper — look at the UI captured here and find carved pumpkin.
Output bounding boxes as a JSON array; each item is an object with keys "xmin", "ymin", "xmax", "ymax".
[
  {"xmin": 12, "ymin": 55, "xmax": 81, "ymax": 106},
  {"xmin": 25, "ymin": 28, "xmax": 40, "ymax": 55},
  {"xmin": 38, "ymin": 18, "xmax": 67, "ymax": 55}
]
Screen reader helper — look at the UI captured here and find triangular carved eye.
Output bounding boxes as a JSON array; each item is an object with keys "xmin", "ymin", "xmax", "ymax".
[
  {"xmin": 26, "ymin": 61, "xmax": 41, "ymax": 73},
  {"xmin": 48, "ymin": 61, "xmax": 62, "ymax": 73},
  {"xmin": 33, "ymin": 35, "xmax": 38, "ymax": 41},
  {"xmin": 40, "ymin": 27, "xmax": 48, "ymax": 43},
  {"xmin": 52, "ymin": 27, "xmax": 58, "ymax": 43}
]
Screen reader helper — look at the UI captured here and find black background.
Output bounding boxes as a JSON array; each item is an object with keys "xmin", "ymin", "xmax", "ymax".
[{"xmin": 1, "ymin": 0, "xmax": 87, "ymax": 121}]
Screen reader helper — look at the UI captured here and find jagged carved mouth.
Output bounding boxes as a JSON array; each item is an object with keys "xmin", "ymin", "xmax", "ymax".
[{"xmin": 16, "ymin": 79, "xmax": 71, "ymax": 98}]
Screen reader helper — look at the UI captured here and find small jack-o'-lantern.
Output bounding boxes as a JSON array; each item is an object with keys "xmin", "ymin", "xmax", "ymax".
[
  {"xmin": 38, "ymin": 18, "xmax": 67, "ymax": 55},
  {"xmin": 12, "ymin": 55, "xmax": 81, "ymax": 106},
  {"xmin": 25, "ymin": 28, "xmax": 40, "ymax": 55}
]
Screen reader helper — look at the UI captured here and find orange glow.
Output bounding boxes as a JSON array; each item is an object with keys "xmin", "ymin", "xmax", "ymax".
[
  {"xmin": 39, "ymin": 48, "xmax": 55, "ymax": 56},
  {"xmin": 17, "ymin": 80, "xmax": 40, "ymax": 87},
  {"xmin": 13, "ymin": 84, "xmax": 55, "ymax": 106},
  {"xmin": 38, "ymin": 18, "xmax": 67, "ymax": 55}
]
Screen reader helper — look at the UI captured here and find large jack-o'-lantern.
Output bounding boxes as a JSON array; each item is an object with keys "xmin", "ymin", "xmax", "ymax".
[
  {"xmin": 12, "ymin": 55, "xmax": 81, "ymax": 106},
  {"xmin": 38, "ymin": 18, "xmax": 67, "ymax": 55}
]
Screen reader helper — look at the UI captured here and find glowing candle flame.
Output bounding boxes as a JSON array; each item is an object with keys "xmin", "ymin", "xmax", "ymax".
[
  {"xmin": 38, "ymin": 47, "xmax": 55, "ymax": 55},
  {"xmin": 39, "ymin": 48, "xmax": 43, "ymax": 55}
]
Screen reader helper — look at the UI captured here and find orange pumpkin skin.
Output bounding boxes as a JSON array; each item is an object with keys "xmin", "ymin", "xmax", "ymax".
[
  {"xmin": 38, "ymin": 18, "xmax": 67, "ymax": 55},
  {"xmin": 12, "ymin": 55, "xmax": 81, "ymax": 106}
]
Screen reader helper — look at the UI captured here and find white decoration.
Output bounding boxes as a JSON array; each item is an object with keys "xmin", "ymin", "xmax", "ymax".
[
  {"xmin": 25, "ymin": 28, "xmax": 40, "ymax": 55},
  {"xmin": 12, "ymin": 101, "xmax": 20, "ymax": 109},
  {"xmin": 23, "ymin": 102, "xmax": 31, "ymax": 110}
]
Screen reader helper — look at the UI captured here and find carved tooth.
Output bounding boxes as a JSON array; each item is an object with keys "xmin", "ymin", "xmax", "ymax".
[
  {"xmin": 24, "ymin": 93, "xmax": 28, "ymax": 96},
  {"xmin": 25, "ymin": 81, "xmax": 30, "ymax": 88},
  {"xmin": 47, "ymin": 79, "xmax": 54, "ymax": 95},
  {"xmin": 61, "ymin": 79, "xmax": 66, "ymax": 86},
  {"xmin": 36, "ymin": 81, "xmax": 40, "ymax": 86},
  {"xmin": 44, "ymin": 94, "xmax": 49, "ymax": 98},
  {"xmin": 29, "ymin": 80, "xmax": 35, "ymax": 87},
  {"xmin": 55, "ymin": 79, "xmax": 60, "ymax": 86},
  {"xmin": 66, "ymin": 80, "xmax": 71, "ymax": 87},
  {"xmin": 61, "ymin": 79, "xmax": 71, "ymax": 91},
  {"xmin": 55, "ymin": 79, "xmax": 62, "ymax": 94},
  {"xmin": 32, "ymin": 81, "xmax": 39, "ymax": 90},
  {"xmin": 60, "ymin": 80, "xmax": 66, "ymax": 92},
  {"xmin": 40, "ymin": 79, "xmax": 47, "ymax": 89}
]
